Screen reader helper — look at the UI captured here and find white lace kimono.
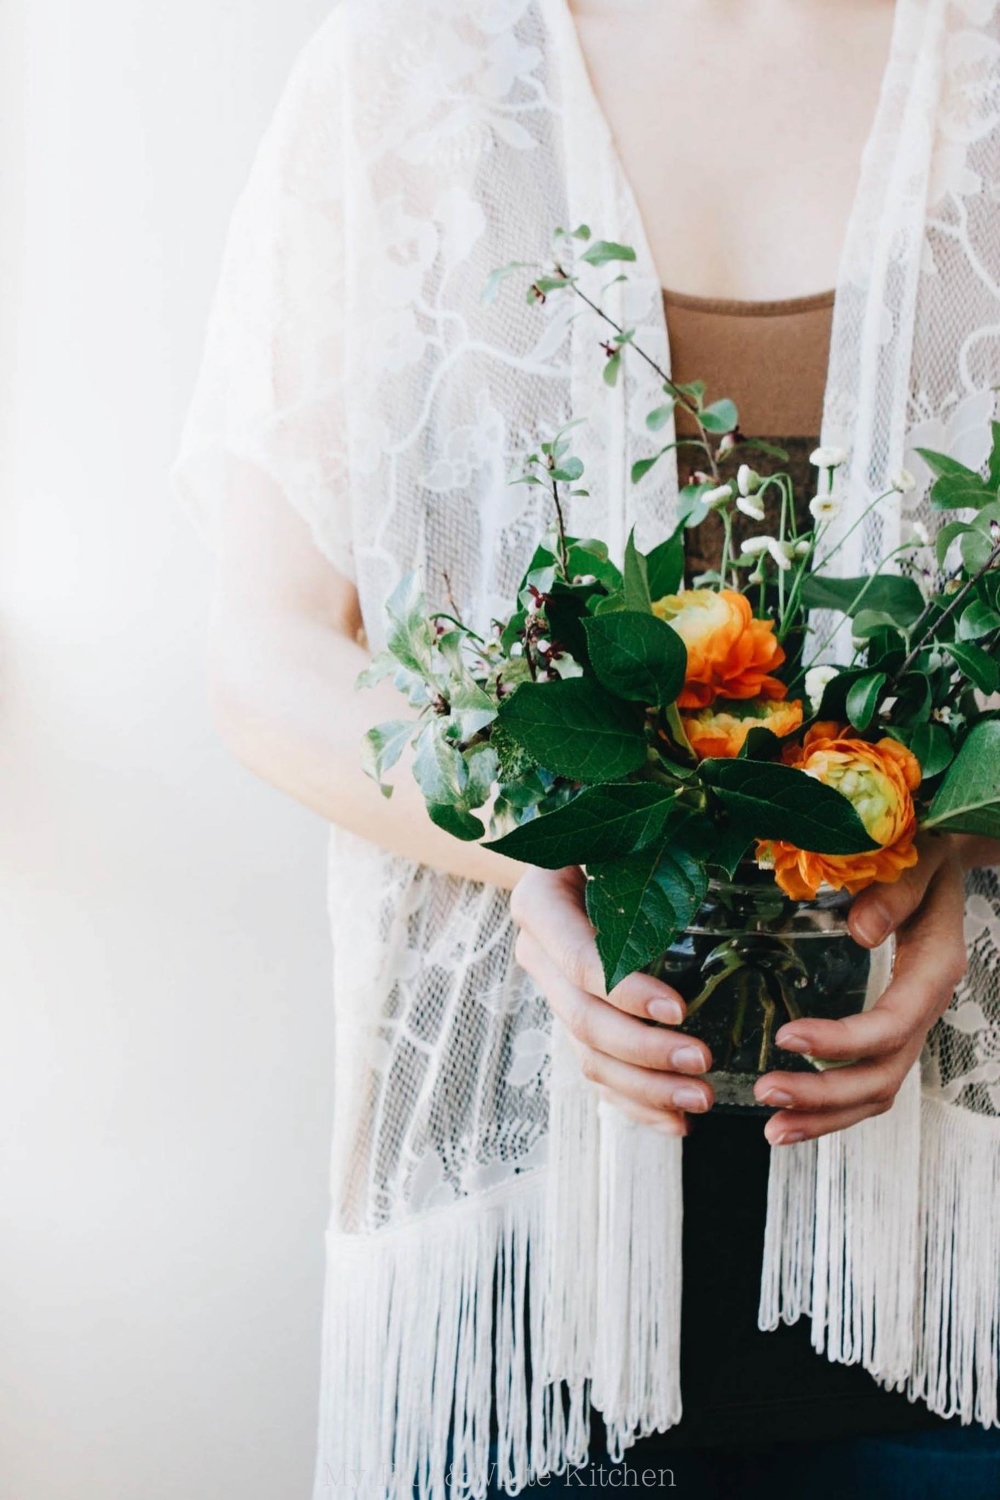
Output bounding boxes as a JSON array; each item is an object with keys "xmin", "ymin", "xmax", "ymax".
[{"xmin": 170, "ymin": 1, "xmax": 1000, "ymax": 1495}]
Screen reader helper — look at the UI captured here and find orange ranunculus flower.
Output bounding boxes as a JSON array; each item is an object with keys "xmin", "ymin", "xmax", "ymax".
[
  {"xmin": 652, "ymin": 588, "xmax": 787, "ymax": 709},
  {"xmin": 759, "ymin": 724, "xmax": 923, "ymax": 899},
  {"xmin": 683, "ymin": 697, "xmax": 804, "ymax": 760}
]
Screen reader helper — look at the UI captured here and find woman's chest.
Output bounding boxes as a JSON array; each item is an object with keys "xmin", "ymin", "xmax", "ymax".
[{"xmin": 568, "ymin": 0, "xmax": 897, "ymax": 299}]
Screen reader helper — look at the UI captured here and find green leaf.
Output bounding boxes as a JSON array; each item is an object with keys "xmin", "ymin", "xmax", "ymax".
[
  {"xmin": 988, "ymin": 421, "xmax": 1000, "ymax": 491},
  {"xmin": 485, "ymin": 783, "xmax": 680, "ymax": 868},
  {"xmin": 632, "ymin": 453, "xmax": 663, "ymax": 485},
  {"xmin": 646, "ymin": 402, "xmax": 675, "ymax": 433},
  {"xmin": 586, "ymin": 844, "xmax": 708, "ymax": 990},
  {"xmin": 584, "ymin": 610, "xmax": 688, "ymax": 709},
  {"xmin": 552, "ymin": 455, "xmax": 584, "ymax": 483},
  {"xmin": 699, "ymin": 759, "xmax": 879, "ymax": 854},
  {"xmin": 674, "ymin": 379, "xmax": 705, "ymax": 407},
  {"xmin": 846, "ymin": 671, "xmax": 888, "ymax": 732},
  {"xmin": 924, "ymin": 720, "xmax": 1000, "ymax": 838},
  {"xmin": 961, "ymin": 527, "xmax": 995, "ymax": 574},
  {"xmin": 799, "ymin": 573, "xmax": 925, "ymax": 627},
  {"xmin": 706, "ymin": 824, "xmax": 755, "ymax": 880},
  {"xmin": 738, "ymin": 727, "xmax": 783, "ymax": 760},
  {"xmin": 623, "ymin": 531, "xmax": 652, "ymax": 612},
  {"xmin": 915, "ymin": 447, "xmax": 981, "ymax": 482},
  {"xmin": 412, "ymin": 725, "xmax": 485, "ymax": 841},
  {"xmin": 887, "ymin": 722, "xmax": 952, "ymax": 779},
  {"xmin": 958, "ymin": 599, "xmax": 1000, "ymax": 641},
  {"xmin": 482, "ymin": 260, "xmax": 537, "ymax": 305},
  {"xmin": 579, "ymin": 240, "xmax": 637, "ymax": 267},
  {"xmin": 645, "ymin": 532, "xmax": 685, "ymax": 599},
  {"xmin": 385, "ymin": 573, "xmax": 436, "ymax": 676},
  {"xmin": 603, "ymin": 352, "xmax": 622, "ymax": 387},
  {"xmin": 946, "ymin": 639, "xmax": 1000, "ymax": 694},
  {"xmin": 496, "ymin": 677, "xmax": 647, "ymax": 782},
  {"xmin": 936, "ymin": 520, "xmax": 975, "ymax": 567},
  {"xmin": 361, "ymin": 719, "xmax": 415, "ymax": 795},
  {"xmin": 930, "ymin": 473, "xmax": 996, "ymax": 511},
  {"xmin": 699, "ymin": 398, "xmax": 739, "ymax": 434}
]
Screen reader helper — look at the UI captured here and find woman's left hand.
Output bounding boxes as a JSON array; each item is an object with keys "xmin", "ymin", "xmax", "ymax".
[{"xmin": 754, "ymin": 833, "xmax": 970, "ymax": 1145}]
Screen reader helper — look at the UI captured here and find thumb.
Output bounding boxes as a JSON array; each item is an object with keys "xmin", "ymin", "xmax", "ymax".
[{"xmin": 847, "ymin": 835, "xmax": 953, "ymax": 948}]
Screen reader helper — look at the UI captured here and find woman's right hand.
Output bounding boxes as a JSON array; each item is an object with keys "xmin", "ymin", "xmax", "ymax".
[{"xmin": 510, "ymin": 864, "xmax": 714, "ymax": 1135}]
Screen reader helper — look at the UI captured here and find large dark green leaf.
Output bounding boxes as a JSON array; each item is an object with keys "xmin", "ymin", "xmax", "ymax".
[
  {"xmin": 845, "ymin": 671, "xmax": 887, "ymax": 732},
  {"xmin": 699, "ymin": 759, "xmax": 879, "ymax": 854},
  {"xmin": 958, "ymin": 599, "xmax": 1000, "ymax": 641},
  {"xmin": 887, "ymin": 722, "xmax": 952, "ymax": 779},
  {"xmin": 497, "ymin": 678, "xmax": 647, "ymax": 782},
  {"xmin": 623, "ymin": 531, "xmax": 652, "ymax": 612},
  {"xmin": 485, "ymin": 783, "xmax": 679, "ymax": 868},
  {"xmin": 583, "ymin": 610, "xmax": 687, "ymax": 708},
  {"xmin": 946, "ymin": 640, "xmax": 1000, "ymax": 695},
  {"xmin": 799, "ymin": 573, "xmax": 925, "ymax": 627},
  {"xmin": 587, "ymin": 844, "xmax": 708, "ymax": 990},
  {"xmin": 645, "ymin": 531, "xmax": 685, "ymax": 599},
  {"xmin": 924, "ymin": 721, "xmax": 1000, "ymax": 838}
]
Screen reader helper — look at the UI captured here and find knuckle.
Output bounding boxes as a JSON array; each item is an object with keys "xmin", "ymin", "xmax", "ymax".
[{"xmin": 577, "ymin": 1047, "xmax": 600, "ymax": 1084}]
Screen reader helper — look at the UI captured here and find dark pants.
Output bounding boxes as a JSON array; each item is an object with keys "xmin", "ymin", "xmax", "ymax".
[{"xmin": 483, "ymin": 1425, "xmax": 1000, "ymax": 1500}]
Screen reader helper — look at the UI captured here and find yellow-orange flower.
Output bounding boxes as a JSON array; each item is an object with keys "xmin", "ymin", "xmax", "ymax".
[
  {"xmin": 683, "ymin": 698, "xmax": 804, "ymax": 760},
  {"xmin": 652, "ymin": 588, "xmax": 787, "ymax": 709},
  {"xmin": 760, "ymin": 724, "xmax": 922, "ymax": 899}
]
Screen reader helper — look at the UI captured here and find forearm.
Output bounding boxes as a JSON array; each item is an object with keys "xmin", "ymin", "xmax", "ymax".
[{"xmin": 208, "ymin": 602, "xmax": 523, "ymax": 889}]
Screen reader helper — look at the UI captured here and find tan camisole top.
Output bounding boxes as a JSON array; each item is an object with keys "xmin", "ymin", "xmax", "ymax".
[{"xmin": 662, "ymin": 286, "xmax": 836, "ymax": 580}]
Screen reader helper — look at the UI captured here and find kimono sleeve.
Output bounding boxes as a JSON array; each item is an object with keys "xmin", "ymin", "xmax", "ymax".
[{"xmin": 168, "ymin": 10, "xmax": 355, "ymax": 582}]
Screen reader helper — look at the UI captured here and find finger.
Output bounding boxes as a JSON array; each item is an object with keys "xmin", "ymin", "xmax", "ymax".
[
  {"xmin": 512, "ymin": 865, "xmax": 685, "ymax": 1022},
  {"xmin": 595, "ymin": 1086, "xmax": 690, "ymax": 1136},
  {"xmin": 765, "ymin": 1099, "xmax": 894, "ymax": 1146},
  {"xmin": 517, "ymin": 930, "xmax": 711, "ymax": 1075},
  {"xmin": 754, "ymin": 1053, "xmax": 911, "ymax": 1114},
  {"xmin": 569, "ymin": 1037, "xmax": 714, "ymax": 1115},
  {"xmin": 774, "ymin": 861, "xmax": 968, "ymax": 1062},
  {"xmin": 847, "ymin": 834, "xmax": 949, "ymax": 948}
]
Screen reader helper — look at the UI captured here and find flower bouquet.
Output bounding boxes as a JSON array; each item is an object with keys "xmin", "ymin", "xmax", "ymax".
[{"xmin": 360, "ymin": 228, "xmax": 1000, "ymax": 1110}]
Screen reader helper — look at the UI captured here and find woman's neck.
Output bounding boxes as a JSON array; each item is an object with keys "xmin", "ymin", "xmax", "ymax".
[{"xmin": 568, "ymin": 0, "xmax": 896, "ymax": 300}]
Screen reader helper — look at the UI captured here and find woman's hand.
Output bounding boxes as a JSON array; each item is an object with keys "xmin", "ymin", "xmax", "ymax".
[
  {"xmin": 754, "ymin": 833, "xmax": 971, "ymax": 1145},
  {"xmin": 510, "ymin": 864, "xmax": 713, "ymax": 1135}
]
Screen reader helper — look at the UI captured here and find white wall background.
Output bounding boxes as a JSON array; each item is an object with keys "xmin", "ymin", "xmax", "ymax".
[{"xmin": 0, "ymin": 5, "xmax": 341, "ymax": 1497}]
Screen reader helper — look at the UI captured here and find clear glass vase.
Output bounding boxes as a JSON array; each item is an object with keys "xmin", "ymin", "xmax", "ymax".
[{"xmin": 647, "ymin": 862, "xmax": 894, "ymax": 1112}]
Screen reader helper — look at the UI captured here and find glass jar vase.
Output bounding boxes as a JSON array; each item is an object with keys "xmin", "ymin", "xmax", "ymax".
[{"xmin": 647, "ymin": 862, "xmax": 894, "ymax": 1112}]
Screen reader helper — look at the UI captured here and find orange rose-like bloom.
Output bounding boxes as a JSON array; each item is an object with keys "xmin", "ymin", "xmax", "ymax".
[
  {"xmin": 760, "ymin": 725, "xmax": 922, "ymax": 900},
  {"xmin": 652, "ymin": 588, "xmax": 787, "ymax": 709},
  {"xmin": 683, "ymin": 698, "xmax": 804, "ymax": 760}
]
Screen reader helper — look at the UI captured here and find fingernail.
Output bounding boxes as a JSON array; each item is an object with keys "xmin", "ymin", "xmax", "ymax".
[
  {"xmin": 674, "ymin": 1086, "xmax": 709, "ymax": 1112},
  {"xmin": 852, "ymin": 904, "xmax": 891, "ymax": 947},
  {"xmin": 774, "ymin": 1130, "xmax": 806, "ymax": 1146},
  {"xmin": 758, "ymin": 1088, "xmax": 794, "ymax": 1108},
  {"xmin": 775, "ymin": 1029, "xmax": 809, "ymax": 1053},
  {"xmin": 673, "ymin": 1045, "xmax": 708, "ymax": 1073},
  {"xmin": 647, "ymin": 997, "xmax": 683, "ymax": 1026}
]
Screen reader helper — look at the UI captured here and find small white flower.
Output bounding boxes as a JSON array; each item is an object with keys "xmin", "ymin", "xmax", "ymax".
[
  {"xmin": 809, "ymin": 493, "xmax": 843, "ymax": 523},
  {"xmin": 933, "ymin": 705, "xmax": 953, "ymax": 724},
  {"xmin": 911, "ymin": 521, "xmax": 930, "ymax": 547},
  {"xmin": 767, "ymin": 538, "xmax": 795, "ymax": 572},
  {"xmin": 736, "ymin": 495, "xmax": 766, "ymax": 521},
  {"xmin": 737, "ymin": 464, "xmax": 761, "ymax": 497},
  {"xmin": 809, "ymin": 445, "xmax": 847, "ymax": 470},
  {"xmin": 893, "ymin": 468, "xmax": 917, "ymax": 494},
  {"xmin": 793, "ymin": 538, "xmax": 812, "ymax": 557},
  {"xmin": 703, "ymin": 483, "xmax": 734, "ymax": 510},
  {"xmin": 740, "ymin": 535, "xmax": 773, "ymax": 557},
  {"xmin": 748, "ymin": 566, "xmax": 765, "ymax": 585},
  {"xmin": 804, "ymin": 664, "xmax": 839, "ymax": 712},
  {"xmin": 535, "ymin": 637, "xmax": 551, "ymax": 654},
  {"xmin": 509, "ymin": 642, "xmax": 523, "ymax": 657}
]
